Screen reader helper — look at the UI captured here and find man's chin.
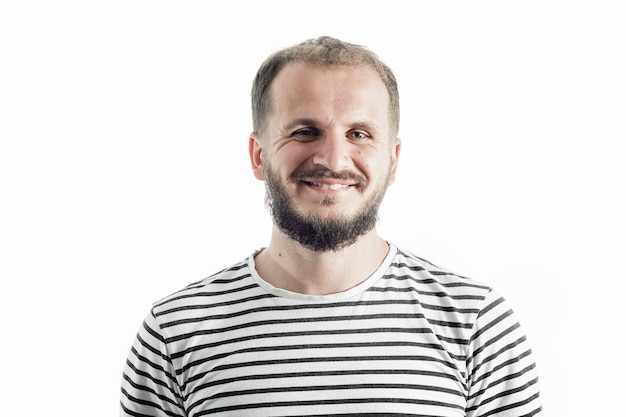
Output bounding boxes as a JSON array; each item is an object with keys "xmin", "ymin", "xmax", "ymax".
[
  {"xmin": 272, "ymin": 210, "xmax": 378, "ymax": 253},
  {"xmin": 298, "ymin": 208, "xmax": 358, "ymax": 222},
  {"xmin": 284, "ymin": 229, "xmax": 361, "ymax": 253}
]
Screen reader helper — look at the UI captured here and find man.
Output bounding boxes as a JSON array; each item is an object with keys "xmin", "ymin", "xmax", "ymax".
[{"xmin": 120, "ymin": 36, "xmax": 541, "ymax": 416}]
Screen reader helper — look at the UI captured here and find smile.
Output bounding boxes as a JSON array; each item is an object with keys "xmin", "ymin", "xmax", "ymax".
[
  {"xmin": 291, "ymin": 168, "xmax": 367, "ymax": 191},
  {"xmin": 308, "ymin": 182, "xmax": 350, "ymax": 190}
]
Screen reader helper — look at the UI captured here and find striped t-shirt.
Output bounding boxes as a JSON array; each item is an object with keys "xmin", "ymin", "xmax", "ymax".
[{"xmin": 121, "ymin": 244, "xmax": 541, "ymax": 416}]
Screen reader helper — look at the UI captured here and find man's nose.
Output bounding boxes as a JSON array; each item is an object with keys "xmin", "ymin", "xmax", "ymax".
[{"xmin": 311, "ymin": 132, "xmax": 351, "ymax": 172}]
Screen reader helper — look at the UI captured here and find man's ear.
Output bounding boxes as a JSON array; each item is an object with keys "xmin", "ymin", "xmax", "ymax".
[
  {"xmin": 388, "ymin": 137, "xmax": 401, "ymax": 185},
  {"xmin": 249, "ymin": 133, "xmax": 264, "ymax": 181}
]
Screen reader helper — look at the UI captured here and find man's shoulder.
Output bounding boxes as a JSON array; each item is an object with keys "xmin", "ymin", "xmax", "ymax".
[
  {"xmin": 389, "ymin": 246, "xmax": 492, "ymax": 296},
  {"xmin": 151, "ymin": 256, "xmax": 254, "ymax": 313}
]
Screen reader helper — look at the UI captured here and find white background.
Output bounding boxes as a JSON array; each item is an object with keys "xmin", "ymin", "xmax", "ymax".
[{"xmin": 1, "ymin": 1, "xmax": 624, "ymax": 415}]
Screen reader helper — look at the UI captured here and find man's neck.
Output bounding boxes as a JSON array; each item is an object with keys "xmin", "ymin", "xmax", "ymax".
[{"xmin": 253, "ymin": 227, "xmax": 390, "ymax": 295}]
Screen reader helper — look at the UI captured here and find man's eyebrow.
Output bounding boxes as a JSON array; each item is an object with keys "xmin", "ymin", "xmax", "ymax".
[
  {"xmin": 346, "ymin": 121, "xmax": 385, "ymax": 137},
  {"xmin": 284, "ymin": 119, "xmax": 380, "ymax": 132},
  {"xmin": 349, "ymin": 121, "xmax": 378, "ymax": 131},
  {"xmin": 283, "ymin": 118, "xmax": 319, "ymax": 131}
]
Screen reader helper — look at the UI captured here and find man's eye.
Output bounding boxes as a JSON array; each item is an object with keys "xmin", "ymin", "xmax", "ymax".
[
  {"xmin": 349, "ymin": 131, "xmax": 370, "ymax": 141},
  {"xmin": 292, "ymin": 129, "xmax": 318, "ymax": 141}
]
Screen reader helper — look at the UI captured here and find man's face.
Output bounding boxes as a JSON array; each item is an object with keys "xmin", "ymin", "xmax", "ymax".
[{"xmin": 250, "ymin": 62, "xmax": 400, "ymax": 251}]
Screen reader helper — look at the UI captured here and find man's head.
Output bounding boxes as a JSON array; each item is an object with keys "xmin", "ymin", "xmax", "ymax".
[
  {"xmin": 251, "ymin": 36, "xmax": 400, "ymax": 140},
  {"xmin": 249, "ymin": 37, "xmax": 401, "ymax": 252}
]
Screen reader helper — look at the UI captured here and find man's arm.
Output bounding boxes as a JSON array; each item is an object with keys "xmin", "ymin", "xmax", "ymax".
[
  {"xmin": 120, "ymin": 310, "xmax": 185, "ymax": 417},
  {"xmin": 465, "ymin": 290, "xmax": 542, "ymax": 416}
]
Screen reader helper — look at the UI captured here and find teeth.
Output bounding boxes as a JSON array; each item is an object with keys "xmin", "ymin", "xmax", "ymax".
[{"xmin": 313, "ymin": 182, "xmax": 348, "ymax": 190}]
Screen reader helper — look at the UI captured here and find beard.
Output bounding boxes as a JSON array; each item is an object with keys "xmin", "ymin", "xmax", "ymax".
[{"xmin": 263, "ymin": 163, "xmax": 390, "ymax": 252}]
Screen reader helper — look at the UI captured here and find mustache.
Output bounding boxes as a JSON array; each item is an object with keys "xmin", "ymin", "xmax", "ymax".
[{"xmin": 290, "ymin": 168, "xmax": 367, "ymax": 188}]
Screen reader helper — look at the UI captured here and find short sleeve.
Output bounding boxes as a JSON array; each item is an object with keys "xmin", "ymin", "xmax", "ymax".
[
  {"xmin": 120, "ymin": 309, "xmax": 185, "ymax": 417},
  {"xmin": 465, "ymin": 290, "xmax": 542, "ymax": 416}
]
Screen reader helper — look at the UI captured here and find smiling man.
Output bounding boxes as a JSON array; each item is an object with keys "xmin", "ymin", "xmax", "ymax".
[
  {"xmin": 121, "ymin": 36, "xmax": 542, "ymax": 416},
  {"xmin": 250, "ymin": 60, "xmax": 400, "ymax": 292}
]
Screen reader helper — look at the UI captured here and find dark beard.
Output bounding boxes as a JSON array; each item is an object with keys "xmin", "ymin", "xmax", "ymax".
[{"xmin": 263, "ymin": 164, "xmax": 389, "ymax": 252}]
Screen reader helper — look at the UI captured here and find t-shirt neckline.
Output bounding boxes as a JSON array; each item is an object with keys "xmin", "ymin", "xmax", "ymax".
[{"xmin": 248, "ymin": 243, "xmax": 397, "ymax": 303}]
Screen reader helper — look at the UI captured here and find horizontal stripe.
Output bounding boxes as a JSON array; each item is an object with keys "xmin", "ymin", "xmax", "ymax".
[
  {"xmin": 178, "ymin": 340, "xmax": 450, "ymax": 374},
  {"xmin": 169, "ymin": 327, "xmax": 443, "ymax": 359},
  {"xmin": 183, "ymin": 368, "xmax": 464, "ymax": 397},
  {"xmin": 197, "ymin": 397, "xmax": 466, "ymax": 416}
]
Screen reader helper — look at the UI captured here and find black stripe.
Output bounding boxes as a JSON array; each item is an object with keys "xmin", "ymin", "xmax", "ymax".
[
  {"xmin": 188, "ymin": 383, "xmax": 465, "ymax": 413},
  {"xmin": 136, "ymin": 334, "xmax": 172, "ymax": 365},
  {"xmin": 183, "ymin": 368, "xmax": 462, "ymax": 397},
  {"xmin": 156, "ymin": 293, "xmax": 277, "ymax": 317},
  {"xmin": 381, "ymin": 274, "xmax": 488, "ymax": 298},
  {"xmin": 473, "ymin": 391, "xmax": 541, "ymax": 417},
  {"xmin": 197, "ymin": 396, "xmax": 465, "ymax": 415},
  {"xmin": 210, "ymin": 354, "xmax": 457, "ymax": 373},
  {"xmin": 155, "ymin": 293, "xmax": 275, "ymax": 317},
  {"xmin": 467, "ymin": 376, "xmax": 539, "ymax": 411},
  {"xmin": 468, "ymin": 335, "xmax": 527, "ymax": 374},
  {"xmin": 122, "ymin": 373, "xmax": 182, "ymax": 408},
  {"xmin": 160, "ymin": 303, "xmax": 430, "ymax": 327},
  {"xmin": 418, "ymin": 300, "xmax": 480, "ymax": 314},
  {"xmin": 476, "ymin": 295, "xmax": 505, "ymax": 319},
  {"xmin": 386, "ymin": 269, "xmax": 488, "ymax": 290},
  {"xmin": 129, "ymin": 347, "xmax": 179, "ymax": 386},
  {"xmin": 120, "ymin": 387, "xmax": 184, "ymax": 417},
  {"xmin": 120, "ymin": 401, "xmax": 158, "ymax": 417},
  {"xmin": 170, "ymin": 327, "xmax": 438, "ymax": 359},
  {"xmin": 518, "ymin": 405, "xmax": 543, "ymax": 417},
  {"xmin": 179, "ymin": 340, "xmax": 448, "ymax": 375},
  {"xmin": 284, "ymin": 414, "xmax": 447, "ymax": 417},
  {"xmin": 155, "ymin": 262, "xmax": 249, "ymax": 302},
  {"xmin": 165, "ymin": 313, "xmax": 438, "ymax": 342},
  {"xmin": 163, "ymin": 311, "xmax": 458, "ymax": 331},
  {"xmin": 468, "ymin": 323, "xmax": 521, "ymax": 366},
  {"xmin": 468, "ymin": 368, "xmax": 538, "ymax": 402},
  {"xmin": 154, "ymin": 281, "xmax": 258, "ymax": 308},
  {"xmin": 157, "ymin": 296, "xmax": 480, "ymax": 321},
  {"xmin": 470, "ymin": 308, "xmax": 514, "ymax": 345},
  {"xmin": 471, "ymin": 349, "xmax": 534, "ymax": 387},
  {"xmin": 395, "ymin": 249, "xmax": 445, "ymax": 271},
  {"xmin": 124, "ymin": 361, "xmax": 181, "ymax": 399},
  {"xmin": 143, "ymin": 317, "xmax": 166, "ymax": 344}
]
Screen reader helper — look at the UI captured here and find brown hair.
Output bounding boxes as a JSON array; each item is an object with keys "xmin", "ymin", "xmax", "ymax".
[{"xmin": 251, "ymin": 36, "xmax": 399, "ymax": 139}]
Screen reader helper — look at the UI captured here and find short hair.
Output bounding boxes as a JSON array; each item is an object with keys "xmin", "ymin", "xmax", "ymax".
[{"xmin": 251, "ymin": 36, "xmax": 399, "ymax": 139}]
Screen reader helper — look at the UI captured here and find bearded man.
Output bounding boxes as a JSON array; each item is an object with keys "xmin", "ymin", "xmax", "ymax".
[{"xmin": 121, "ymin": 36, "xmax": 542, "ymax": 417}]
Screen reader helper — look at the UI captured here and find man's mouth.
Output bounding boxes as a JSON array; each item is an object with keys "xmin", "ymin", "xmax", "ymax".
[
  {"xmin": 305, "ymin": 181, "xmax": 351, "ymax": 191},
  {"xmin": 292, "ymin": 169, "xmax": 366, "ymax": 190}
]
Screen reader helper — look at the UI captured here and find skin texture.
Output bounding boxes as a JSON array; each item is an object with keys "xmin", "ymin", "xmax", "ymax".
[{"xmin": 249, "ymin": 62, "xmax": 401, "ymax": 295}]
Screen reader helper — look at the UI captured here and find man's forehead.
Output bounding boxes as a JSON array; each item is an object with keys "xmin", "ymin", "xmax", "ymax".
[
  {"xmin": 270, "ymin": 62, "xmax": 387, "ymax": 104},
  {"xmin": 274, "ymin": 61, "xmax": 376, "ymax": 82}
]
